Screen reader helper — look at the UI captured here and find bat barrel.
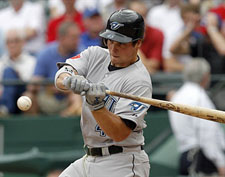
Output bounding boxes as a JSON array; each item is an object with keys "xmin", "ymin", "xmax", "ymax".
[{"xmin": 105, "ymin": 90, "xmax": 225, "ymax": 124}]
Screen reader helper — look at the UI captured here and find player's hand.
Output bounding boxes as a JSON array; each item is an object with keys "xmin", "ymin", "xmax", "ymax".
[
  {"xmin": 63, "ymin": 75, "xmax": 90, "ymax": 95},
  {"xmin": 85, "ymin": 83, "xmax": 106, "ymax": 111}
]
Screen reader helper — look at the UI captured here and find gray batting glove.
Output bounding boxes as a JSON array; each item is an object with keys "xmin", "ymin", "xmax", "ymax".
[
  {"xmin": 63, "ymin": 75, "xmax": 90, "ymax": 95},
  {"xmin": 86, "ymin": 83, "xmax": 106, "ymax": 111}
]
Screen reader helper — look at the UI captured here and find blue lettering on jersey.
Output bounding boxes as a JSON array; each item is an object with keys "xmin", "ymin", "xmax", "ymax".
[
  {"xmin": 95, "ymin": 125, "xmax": 106, "ymax": 137},
  {"xmin": 129, "ymin": 102, "xmax": 148, "ymax": 113},
  {"xmin": 104, "ymin": 95, "xmax": 117, "ymax": 113}
]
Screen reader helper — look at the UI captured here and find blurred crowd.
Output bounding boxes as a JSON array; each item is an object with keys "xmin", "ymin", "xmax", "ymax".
[{"xmin": 0, "ymin": 0, "xmax": 225, "ymax": 117}]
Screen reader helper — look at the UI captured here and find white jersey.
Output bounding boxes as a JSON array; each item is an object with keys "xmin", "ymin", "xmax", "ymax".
[{"xmin": 65, "ymin": 46, "xmax": 152, "ymax": 148}]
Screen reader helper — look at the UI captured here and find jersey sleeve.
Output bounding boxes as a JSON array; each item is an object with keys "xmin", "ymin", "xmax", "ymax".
[
  {"xmin": 115, "ymin": 81, "xmax": 152, "ymax": 131},
  {"xmin": 65, "ymin": 46, "xmax": 96, "ymax": 77}
]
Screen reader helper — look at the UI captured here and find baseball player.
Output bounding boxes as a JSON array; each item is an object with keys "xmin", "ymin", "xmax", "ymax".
[{"xmin": 55, "ymin": 9, "xmax": 152, "ymax": 177}]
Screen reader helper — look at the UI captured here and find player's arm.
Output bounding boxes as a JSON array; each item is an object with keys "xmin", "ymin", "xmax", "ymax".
[
  {"xmin": 85, "ymin": 83, "xmax": 133, "ymax": 142},
  {"xmin": 92, "ymin": 108, "xmax": 132, "ymax": 142},
  {"xmin": 55, "ymin": 64, "xmax": 78, "ymax": 91},
  {"xmin": 55, "ymin": 64, "xmax": 89, "ymax": 94},
  {"xmin": 55, "ymin": 72, "xmax": 73, "ymax": 91}
]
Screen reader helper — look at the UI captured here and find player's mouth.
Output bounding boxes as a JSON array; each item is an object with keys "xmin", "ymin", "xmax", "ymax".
[{"xmin": 112, "ymin": 55, "xmax": 119, "ymax": 59}]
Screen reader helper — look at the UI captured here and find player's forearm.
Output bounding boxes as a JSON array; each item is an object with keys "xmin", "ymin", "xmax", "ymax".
[
  {"xmin": 55, "ymin": 64, "xmax": 79, "ymax": 91},
  {"xmin": 55, "ymin": 73, "xmax": 71, "ymax": 91},
  {"xmin": 92, "ymin": 108, "xmax": 132, "ymax": 142}
]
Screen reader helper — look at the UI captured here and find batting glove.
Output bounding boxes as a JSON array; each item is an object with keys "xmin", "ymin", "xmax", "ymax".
[
  {"xmin": 63, "ymin": 75, "xmax": 90, "ymax": 95},
  {"xmin": 86, "ymin": 83, "xmax": 106, "ymax": 111}
]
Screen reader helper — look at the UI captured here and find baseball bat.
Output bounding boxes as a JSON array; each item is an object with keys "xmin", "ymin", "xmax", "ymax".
[{"xmin": 105, "ymin": 90, "xmax": 225, "ymax": 124}]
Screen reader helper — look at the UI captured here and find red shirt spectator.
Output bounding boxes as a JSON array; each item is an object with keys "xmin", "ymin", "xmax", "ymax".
[
  {"xmin": 210, "ymin": 4, "xmax": 225, "ymax": 21},
  {"xmin": 46, "ymin": 11, "xmax": 85, "ymax": 42},
  {"xmin": 140, "ymin": 25, "xmax": 164, "ymax": 70}
]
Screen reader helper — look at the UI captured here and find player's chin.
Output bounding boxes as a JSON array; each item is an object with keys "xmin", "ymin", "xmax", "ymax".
[{"xmin": 111, "ymin": 56, "xmax": 120, "ymax": 63}]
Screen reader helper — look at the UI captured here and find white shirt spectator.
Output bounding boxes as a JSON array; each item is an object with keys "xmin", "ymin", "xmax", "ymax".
[
  {"xmin": 48, "ymin": 0, "xmax": 112, "ymax": 18},
  {"xmin": 0, "ymin": 1, "xmax": 45, "ymax": 55},
  {"xmin": 0, "ymin": 52, "xmax": 36, "ymax": 97},
  {"xmin": 76, "ymin": 0, "xmax": 112, "ymax": 13},
  {"xmin": 100, "ymin": 0, "xmax": 128, "ymax": 23},
  {"xmin": 146, "ymin": 3, "xmax": 184, "ymax": 59},
  {"xmin": 0, "ymin": 52, "xmax": 36, "ymax": 82},
  {"xmin": 169, "ymin": 82, "xmax": 225, "ymax": 168},
  {"xmin": 0, "ymin": 29, "xmax": 5, "ymax": 57}
]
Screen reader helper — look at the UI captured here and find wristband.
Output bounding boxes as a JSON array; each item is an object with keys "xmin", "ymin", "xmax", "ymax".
[
  {"xmin": 86, "ymin": 101, "xmax": 105, "ymax": 111},
  {"xmin": 55, "ymin": 65, "xmax": 75, "ymax": 91}
]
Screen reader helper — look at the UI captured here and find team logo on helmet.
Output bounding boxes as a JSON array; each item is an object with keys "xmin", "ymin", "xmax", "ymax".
[{"xmin": 110, "ymin": 22, "xmax": 124, "ymax": 30}]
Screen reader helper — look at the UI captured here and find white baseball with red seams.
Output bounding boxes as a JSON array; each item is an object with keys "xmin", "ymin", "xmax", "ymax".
[{"xmin": 17, "ymin": 96, "xmax": 32, "ymax": 111}]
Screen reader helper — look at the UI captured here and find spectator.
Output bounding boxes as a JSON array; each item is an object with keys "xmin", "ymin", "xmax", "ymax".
[
  {"xmin": 76, "ymin": 0, "xmax": 113, "ymax": 13},
  {"xmin": 80, "ymin": 8, "xmax": 105, "ymax": 50},
  {"xmin": 168, "ymin": 58, "xmax": 225, "ymax": 176},
  {"xmin": 170, "ymin": 2, "xmax": 225, "ymax": 74},
  {"xmin": 146, "ymin": 0, "xmax": 165, "ymax": 9},
  {"xmin": 48, "ymin": 0, "xmax": 71, "ymax": 19},
  {"xmin": 0, "ymin": 29, "xmax": 5, "ymax": 57},
  {"xmin": 100, "ymin": 0, "xmax": 129, "ymax": 23},
  {"xmin": 169, "ymin": 3, "xmax": 202, "ymax": 71},
  {"xmin": 0, "ymin": 0, "xmax": 46, "ymax": 56},
  {"xmin": 203, "ymin": 12, "xmax": 225, "ymax": 73},
  {"xmin": 129, "ymin": 0, "xmax": 164, "ymax": 73},
  {"xmin": 48, "ymin": 0, "xmax": 112, "ymax": 18},
  {"xmin": 46, "ymin": 0, "xmax": 85, "ymax": 43},
  {"xmin": 26, "ymin": 21, "xmax": 82, "ymax": 116},
  {"xmin": 0, "ymin": 28, "xmax": 36, "ymax": 115},
  {"xmin": 146, "ymin": 0, "xmax": 184, "ymax": 72},
  {"xmin": 207, "ymin": 1, "xmax": 225, "ymax": 55}
]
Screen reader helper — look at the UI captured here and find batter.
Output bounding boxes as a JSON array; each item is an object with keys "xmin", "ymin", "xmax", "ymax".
[{"xmin": 55, "ymin": 9, "xmax": 152, "ymax": 177}]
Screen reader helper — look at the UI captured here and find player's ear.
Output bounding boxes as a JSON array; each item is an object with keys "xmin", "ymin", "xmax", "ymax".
[
  {"xmin": 102, "ymin": 38, "xmax": 108, "ymax": 48},
  {"xmin": 134, "ymin": 39, "xmax": 142, "ymax": 48}
]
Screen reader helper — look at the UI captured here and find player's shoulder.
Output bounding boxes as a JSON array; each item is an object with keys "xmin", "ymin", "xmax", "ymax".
[{"xmin": 126, "ymin": 61, "xmax": 152, "ymax": 87}]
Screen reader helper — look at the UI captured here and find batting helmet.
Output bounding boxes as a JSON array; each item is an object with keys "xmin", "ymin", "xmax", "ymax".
[{"xmin": 99, "ymin": 9, "xmax": 145, "ymax": 43}]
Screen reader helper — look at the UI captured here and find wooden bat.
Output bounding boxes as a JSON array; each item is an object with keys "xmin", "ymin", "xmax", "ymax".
[{"xmin": 105, "ymin": 90, "xmax": 225, "ymax": 124}]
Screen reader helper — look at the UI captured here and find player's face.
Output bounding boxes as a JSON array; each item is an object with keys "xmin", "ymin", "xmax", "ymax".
[{"xmin": 107, "ymin": 39, "xmax": 141, "ymax": 67}]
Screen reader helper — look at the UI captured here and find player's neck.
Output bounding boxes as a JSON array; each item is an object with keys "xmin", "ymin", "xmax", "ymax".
[{"xmin": 111, "ymin": 56, "xmax": 139, "ymax": 68}]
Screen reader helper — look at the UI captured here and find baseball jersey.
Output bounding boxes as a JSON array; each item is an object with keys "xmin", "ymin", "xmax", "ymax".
[{"xmin": 65, "ymin": 46, "xmax": 152, "ymax": 148}]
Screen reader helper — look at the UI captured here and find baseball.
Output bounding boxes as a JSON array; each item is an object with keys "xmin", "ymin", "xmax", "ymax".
[{"xmin": 17, "ymin": 96, "xmax": 32, "ymax": 111}]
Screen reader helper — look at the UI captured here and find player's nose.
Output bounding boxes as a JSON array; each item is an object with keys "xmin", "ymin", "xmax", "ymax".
[{"xmin": 110, "ymin": 41, "xmax": 120, "ymax": 52}]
